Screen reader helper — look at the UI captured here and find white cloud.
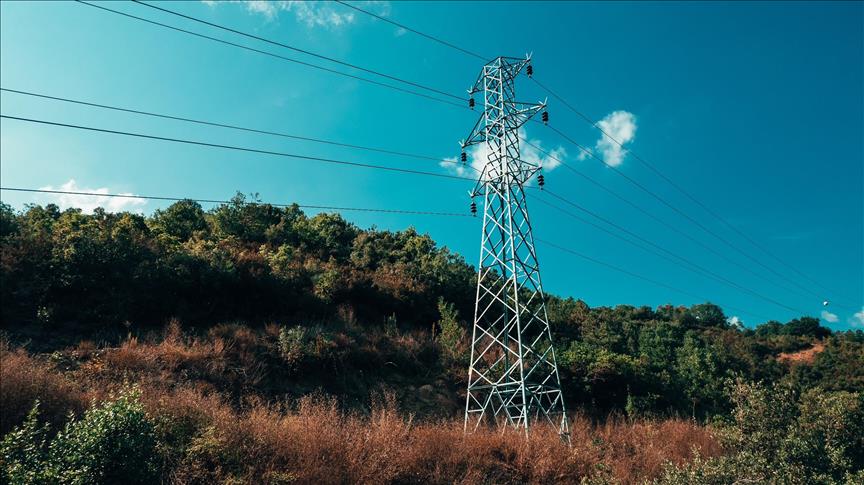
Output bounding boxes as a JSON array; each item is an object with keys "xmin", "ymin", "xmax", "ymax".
[
  {"xmin": 394, "ymin": 27, "xmax": 407, "ymax": 37},
  {"xmin": 576, "ymin": 147, "xmax": 591, "ymax": 161},
  {"xmin": 727, "ymin": 315, "xmax": 744, "ymax": 329},
  {"xmin": 521, "ymin": 129, "xmax": 567, "ymax": 172},
  {"xmin": 38, "ymin": 179, "xmax": 146, "ymax": 214},
  {"xmin": 209, "ymin": 1, "xmax": 391, "ymax": 28},
  {"xmin": 820, "ymin": 309, "xmax": 839, "ymax": 323},
  {"xmin": 440, "ymin": 128, "xmax": 567, "ymax": 178},
  {"xmin": 850, "ymin": 307, "xmax": 864, "ymax": 327},
  {"xmin": 594, "ymin": 110, "xmax": 637, "ymax": 167}
]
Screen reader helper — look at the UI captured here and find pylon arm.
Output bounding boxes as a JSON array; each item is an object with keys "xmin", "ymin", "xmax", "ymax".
[
  {"xmin": 464, "ymin": 101, "xmax": 545, "ymax": 150},
  {"xmin": 463, "ymin": 114, "xmax": 487, "ymax": 148},
  {"xmin": 504, "ymin": 101, "xmax": 546, "ymax": 130},
  {"xmin": 468, "ymin": 55, "xmax": 533, "ymax": 95}
]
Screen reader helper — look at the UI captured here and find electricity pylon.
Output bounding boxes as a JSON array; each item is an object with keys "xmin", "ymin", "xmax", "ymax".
[{"xmin": 461, "ymin": 55, "xmax": 569, "ymax": 439}]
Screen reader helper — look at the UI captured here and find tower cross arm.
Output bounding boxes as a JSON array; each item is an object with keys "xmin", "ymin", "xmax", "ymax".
[
  {"xmin": 462, "ymin": 114, "xmax": 487, "ymax": 148},
  {"xmin": 506, "ymin": 100, "xmax": 547, "ymax": 130}
]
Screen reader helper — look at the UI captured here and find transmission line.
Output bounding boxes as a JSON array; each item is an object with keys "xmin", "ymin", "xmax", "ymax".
[
  {"xmin": 523, "ymin": 137, "xmax": 821, "ymax": 302},
  {"xmin": 334, "ymin": 0, "xmax": 487, "ymax": 61},
  {"xmin": 536, "ymin": 238, "xmax": 774, "ymax": 322},
  {"xmin": 131, "ymin": 0, "xmax": 465, "ymax": 101},
  {"xmin": 0, "ymin": 111, "xmax": 820, "ymax": 315},
  {"xmin": 1, "ymin": 186, "xmax": 769, "ymax": 319},
  {"xmin": 0, "ymin": 110, "xmax": 813, "ymax": 314},
  {"xmin": 331, "ymin": 2, "xmax": 853, "ymax": 309},
  {"xmin": 543, "ymin": 122, "xmax": 842, "ymax": 307},
  {"xmin": 534, "ymin": 79, "xmax": 856, "ymax": 309},
  {"xmin": 75, "ymin": 1, "xmax": 466, "ymax": 110},
  {"xmin": 0, "ymin": 114, "xmax": 475, "ymax": 182},
  {"xmin": 0, "ymin": 187, "xmax": 471, "ymax": 217},
  {"xmin": 0, "ymin": 88, "xmax": 478, "ymax": 173},
  {"xmin": 534, "ymin": 189, "xmax": 810, "ymax": 315}
]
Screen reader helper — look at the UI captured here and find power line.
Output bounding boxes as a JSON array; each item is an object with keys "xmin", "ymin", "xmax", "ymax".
[
  {"xmin": 0, "ymin": 187, "xmax": 472, "ymax": 217},
  {"xmin": 74, "ymin": 1, "xmax": 466, "ymax": 110},
  {"xmin": 535, "ymin": 189, "xmax": 810, "ymax": 315},
  {"xmin": 334, "ymin": 0, "xmax": 488, "ymax": 61},
  {"xmin": 522, "ymin": 137, "xmax": 820, "ymax": 302},
  {"xmin": 543, "ymin": 122, "xmax": 840, "ymax": 307},
  {"xmin": 0, "ymin": 114, "xmax": 475, "ymax": 182},
  {"xmin": 6, "ymin": 90, "xmax": 801, "ymax": 308},
  {"xmin": 0, "ymin": 111, "xmax": 811, "ymax": 314},
  {"xmin": 533, "ymin": 77, "xmax": 857, "ymax": 309},
  {"xmin": 131, "ymin": 0, "xmax": 465, "ymax": 101},
  {"xmin": 2, "ymin": 185, "xmax": 769, "ymax": 320},
  {"xmin": 322, "ymin": 0, "xmax": 850, "ymax": 308},
  {"xmin": 24, "ymin": 0, "xmax": 851, "ymax": 312},
  {"xmin": 334, "ymin": 1, "xmax": 854, "ymax": 310},
  {"xmin": 536, "ymin": 238, "xmax": 775, "ymax": 322},
  {"xmin": 0, "ymin": 87, "xmax": 477, "ymax": 173}
]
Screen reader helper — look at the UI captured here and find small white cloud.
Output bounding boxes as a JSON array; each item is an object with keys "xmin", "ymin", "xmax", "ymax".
[
  {"xmin": 394, "ymin": 27, "xmax": 407, "ymax": 37},
  {"xmin": 594, "ymin": 110, "xmax": 637, "ymax": 167},
  {"xmin": 820, "ymin": 310, "xmax": 839, "ymax": 323},
  {"xmin": 520, "ymin": 128, "xmax": 567, "ymax": 172},
  {"xmin": 576, "ymin": 147, "xmax": 591, "ymax": 161},
  {"xmin": 244, "ymin": 0, "xmax": 278, "ymax": 19},
  {"xmin": 439, "ymin": 156, "xmax": 467, "ymax": 177},
  {"xmin": 38, "ymin": 179, "xmax": 146, "ymax": 214},
  {"xmin": 440, "ymin": 128, "xmax": 566, "ymax": 179},
  {"xmin": 727, "ymin": 315, "xmax": 744, "ymax": 329},
  {"xmin": 440, "ymin": 143, "xmax": 485, "ymax": 178},
  {"xmin": 850, "ymin": 307, "xmax": 864, "ymax": 327},
  {"xmin": 209, "ymin": 1, "xmax": 390, "ymax": 28}
]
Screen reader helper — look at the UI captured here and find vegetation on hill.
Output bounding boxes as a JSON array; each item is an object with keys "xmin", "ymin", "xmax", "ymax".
[{"xmin": 1, "ymin": 196, "xmax": 862, "ymax": 483}]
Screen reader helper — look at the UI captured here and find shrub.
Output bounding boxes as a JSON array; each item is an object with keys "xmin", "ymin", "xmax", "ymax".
[
  {"xmin": 0, "ymin": 387, "xmax": 161, "ymax": 485},
  {"xmin": 656, "ymin": 381, "xmax": 864, "ymax": 484},
  {"xmin": 435, "ymin": 297, "xmax": 464, "ymax": 360},
  {"xmin": 278, "ymin": 325, "xmax": 308, "ymax": 368},
  {"xmin": 0, "ymin": 403, "xmax": 52, "ymax": 485},
  {"xmin": 51, "ymin": 386, "xmax": 160, "ymax": 484},
  {"xmin": 788, "ymin": 388, "xmax": 864, "ymax": 481}
]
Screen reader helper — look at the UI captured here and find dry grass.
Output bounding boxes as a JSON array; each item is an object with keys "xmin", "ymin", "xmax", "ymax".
[
  {"xmin": 149, "ymin": 388, "xmax": 718, "ymax": 484},
  {"xmin": 1, "ymin": 329, "xmax": 721, "ymax": 484},
  {"xmin": 97, "ymin": 320, "xmax": 268, "ymax": 396},
  {"xmin": 0, "ymin": 341, "xmax": 88, "ymax": 434},
  {"xmin": 778, "ymin": 341, "xmax": 825, "ymax": 364}
]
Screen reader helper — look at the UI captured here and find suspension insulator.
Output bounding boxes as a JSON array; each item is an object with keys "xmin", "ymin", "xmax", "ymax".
[
  {"xmin": 460, "ymin": 151, "xmax": 467, "ymax": 164},
  {"xmin": 526, "ymin": 64, "xmax": 533, "ymax": 77},
  {"xmin": 470, "ymin": 201, "xmax": 477, "ymax": 216},
  {"xmin": 542, "ymin": 111, "xmax": 549, "ymax": 125},
  {"xmin": 538, "ymin": 174, "xmax": 545, "ymax": 189},
  {"xmin": 468, "ymin": 97, "xmax": 475, "ymax": 109}
]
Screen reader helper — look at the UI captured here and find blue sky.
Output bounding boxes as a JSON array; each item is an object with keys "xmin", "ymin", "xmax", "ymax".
[{"xmin": 1, "ymin": 1, "xmax": 862, "ymax": 329}]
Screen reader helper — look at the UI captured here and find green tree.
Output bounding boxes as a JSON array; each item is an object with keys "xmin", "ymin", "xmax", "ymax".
[
  {"xmin": 211, "ymin": 193, "xmax": 281, "ymax": 243},
  {"xmin": 687, "ymin": 303, "xmax": 727, "ymax": 328},
  {"xmin": 785, "ymin": 317, "xmax": 831, "ymax": 339},
  {"xmin": 149, "ymin": 199, "xmax": 207, "ymax": 241},
  {"xmin": 675, "ymin": 333, "xmax": 727, "ymax": 417},
  {"xmin": 436, "ymin": 297, "xmax": 465, "ymax": 360}
]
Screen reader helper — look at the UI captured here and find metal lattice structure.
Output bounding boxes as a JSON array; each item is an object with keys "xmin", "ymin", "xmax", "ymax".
[{"xmin": 461, "ymin": 55, "xmax": 569, "ymax": 439}]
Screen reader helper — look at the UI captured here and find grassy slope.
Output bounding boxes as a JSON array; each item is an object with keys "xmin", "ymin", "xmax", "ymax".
[{"xmin": 0, "ymin": 324, "xmax": 720, "ymax": 484}]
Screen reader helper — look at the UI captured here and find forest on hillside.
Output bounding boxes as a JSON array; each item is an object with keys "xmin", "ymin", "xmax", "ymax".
[{"xmin": 1, "ymin": 196, "xmax": 862, "ymax": 484}]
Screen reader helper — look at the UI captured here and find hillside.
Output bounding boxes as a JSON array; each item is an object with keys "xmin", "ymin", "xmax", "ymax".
[{"xmin": 1, "ymin": 197, "xmax": 863, "ymax": 484}]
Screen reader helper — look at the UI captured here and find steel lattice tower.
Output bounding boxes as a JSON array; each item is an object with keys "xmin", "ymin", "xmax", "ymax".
[{"xmin": 461, "ymin": 55, "xmax": 569, "ymax": 439}]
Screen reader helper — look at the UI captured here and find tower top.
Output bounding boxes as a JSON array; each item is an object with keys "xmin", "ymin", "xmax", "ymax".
[{"xmin": 462, "ymin": 55, "xmax": 547, "ymax": 196}]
